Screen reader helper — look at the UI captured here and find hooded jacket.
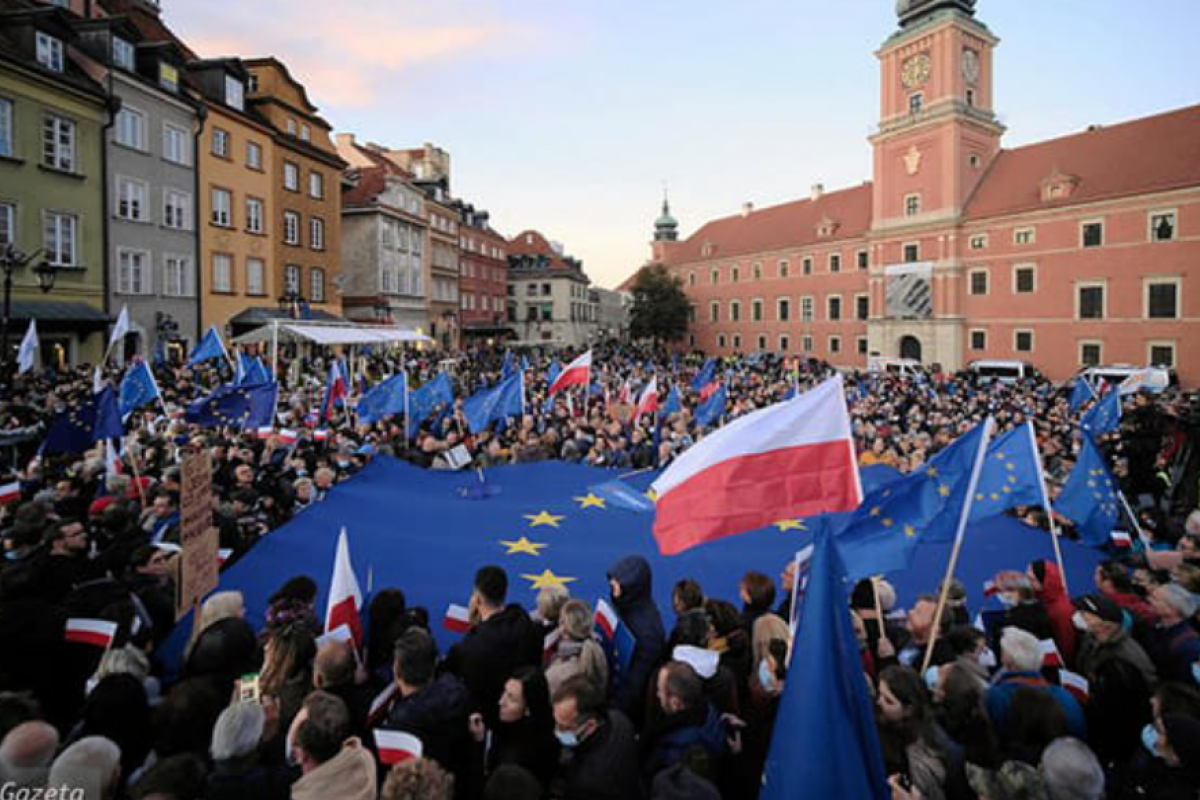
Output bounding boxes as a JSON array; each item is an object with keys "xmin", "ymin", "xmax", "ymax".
[
  {"xmin": 290, "ymin": 737, "xmax": 375, "ymax": 800},
  {"xmin": 607, "ymin": 556, "xmax": 665, "ymax": 725},
  {"xmin": 1032, "ymin": 560, "xmax": 1077, "ymax": 665}
]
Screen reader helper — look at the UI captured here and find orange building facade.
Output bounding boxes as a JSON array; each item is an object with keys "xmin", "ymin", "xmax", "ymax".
[{"xmin": 638, "ymin": 0, "xmax": 1200, "ymax": 386}]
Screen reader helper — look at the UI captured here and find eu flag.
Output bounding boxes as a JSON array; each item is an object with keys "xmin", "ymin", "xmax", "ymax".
[
  {"xmin": 690, "ymin": 358, "xmax": 716, "ymax": 392},
  {"xmin": 500, "ymin": 350, "xmax": 516, "ymax": 379},
  {"xmin": 657, "ymin": 386, "xmax": 682, "ymax": 419},
  {"xmin": 44, "ymin": 400, "xmax": 99, "ymax": 454},
  {"xmin": 235, "ymin": 353, "xmax": 269, "ymax": 386},
  {"xmin": 118, "ymin": 361, "xmax": 161, "ymax": 419},
  {"xmin": 694, "ymin": 385, "xmax": 726, "ymax": 429},
  {"xmin": 1080, "ymin": 390, "xmax": 1121, "ymax": 438},
  {"xmin": 761, "ymin": 527, "xmax": 889, "ymax": 800},
  {"xmin": 186, "ymin": 382, "xmax": 278, "ymax": 430},
  {"xmin": 357, "ymin": 373, "xmax": 408, "ymax": 426},
  {"xmin": 968, "ymin": 422, "xmax": 1047, "ymax": 523},
  {"xmin": 187, "ymin": 325, "xmax": 229, "ymax": 366},
  {"xmin": 1069, "ymin": 376, "xmax": 1096, "ymax": 413},
  {"xmin": 406, "ymin": 373, "xmax": 454, "ymax": 438},
  {"xmin": 463, "ymin": 372, "xmax": 524, "ymax": 433},
  {"xmin": 835, "ymin": 418, "xmax": 993, "ymax": 581},
  {"xmin": 92, "ymin": 387, "xmax": 125, "ymax": 443},
  {"xmin": 1054, "ymin": 436, "xmax": 1122, "ymax": 547},
  {"xmin": 546, "ymin": 359, "xmax": 561, "ymax": 388}
]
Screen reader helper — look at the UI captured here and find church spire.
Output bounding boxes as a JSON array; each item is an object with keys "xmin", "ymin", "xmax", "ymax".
[{"xmin": 653, "ymin": 188, "xmax": 679, "ymax": 242}]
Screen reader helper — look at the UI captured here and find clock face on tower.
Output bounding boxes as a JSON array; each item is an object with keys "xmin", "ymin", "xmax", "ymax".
[
  {"xmin": 962, "ymin": 48, "xmax": 980, "ymax": 84},
  {"xmin": 901, "ymin": 53, "xmax": 932, "ymax": 89}
]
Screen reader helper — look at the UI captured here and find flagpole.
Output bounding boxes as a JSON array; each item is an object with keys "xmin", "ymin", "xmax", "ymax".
[
  {"xmin": 1025, "ymin": 422, "xmax": 1070, "ymax": 596},
  {"xmin": 922, "ymin": 417, "xmax": 995, "ymax": 675},
  {"xmin": 1116, "ymin": 488, "xmax": 1149, "ymax": 546}
]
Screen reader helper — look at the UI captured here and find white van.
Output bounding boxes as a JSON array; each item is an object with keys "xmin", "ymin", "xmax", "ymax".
[
  {"xmin": 968, "ymin": 360, "xmax": 1036, "ymax": 385},
  {"xmin": 867, "ymin": 357, "xmax": 923, "ymax": 378},
  {"xmin": 1079, "ymin": 365, "xmax": 1173, "ymax": 394}
]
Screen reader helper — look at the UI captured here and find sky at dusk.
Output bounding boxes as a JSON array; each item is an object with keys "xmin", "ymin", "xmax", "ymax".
[{"xmin": 167, "ymin": 0, "xmax": 1200, "ymax": 289}]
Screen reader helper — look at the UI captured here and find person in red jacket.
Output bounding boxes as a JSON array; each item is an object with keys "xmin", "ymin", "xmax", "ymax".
[{"xmin": 1028, "ymin": 559, "xmax": 1078, "ymax": 667}]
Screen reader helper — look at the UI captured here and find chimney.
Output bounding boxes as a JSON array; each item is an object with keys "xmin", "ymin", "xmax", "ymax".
[
  {"xmin": 335, "ymin": 132, "xmax": 356, "ymax": 148},
  {"xmin": 741, "ymin": 202, "xmax": 754, "ymax": 218},
  {"xmin": 811, "ymin": 183, "xmax": 825, "ymax": 201}
]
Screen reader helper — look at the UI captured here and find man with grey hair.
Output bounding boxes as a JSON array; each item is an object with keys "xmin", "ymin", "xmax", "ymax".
[
  {"xmin": 0, "ymin": 720, "xmax": 59, "ymax": 788},
  {"xmin": 1148, "ymin": 583, "xmax": 1200, "ymax": 682},
  {"xmin": 1040, "ymin": 737, "xmax": 1104, "ymax": 800},
  {"xmin": 206, "ymin": 702, "xmax": 294, "ymax": 799},
  {"xmin": 985, "ymin": 627, "xmax": 1086, "ymax": 739},
  {"xmin": 211, "ymin": 701, "xmax": 265, "ymax": 762},
  {"xmin": 48, "ymin": 735, "xmax": 122, "ymax": 800}
]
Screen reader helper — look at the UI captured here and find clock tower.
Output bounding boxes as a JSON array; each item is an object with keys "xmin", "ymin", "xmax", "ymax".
[{"xmin": 870, "ymin": 0, "xmax": 1004, "ymax": 227}]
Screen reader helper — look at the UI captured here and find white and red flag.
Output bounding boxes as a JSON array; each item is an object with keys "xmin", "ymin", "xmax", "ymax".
[
  {"xmin": 442, "ymin": 603, "xmax": 472, "ymax": 634},
  {"xmin": 650, "ymin": 375, "xmax": 861, "ymax": 555},
  {"xmin": 548, "ymin": 350, "xmax": 592, "ymax": 395},
  {"xmin": 1040, "ymin": 639, "xmax": 1064, "ymax": 668},
  {"xmin": 1059, "ymin": 670, "xmax": 1090, "ymax": 704},
  {"xmin": 104, "ymin": 439, "xmax": 123, "ymax": 476},
  {"xmin": 65, "ymin": 618, "xmax": 117, "ymax": 648},
  {"xmin": 635, "ymin": 377, "xmax": 659, "ymax": 417},
  {"xmin": 0, "ymin": 481, "xmax": 21, "ymax": 506},
  {"xmin": 374, "ymin": 730, "xmax": 423, "ymax": 766},
  {"xmin": 324, "ymin": 528, "xmax": 363, "ymax": 648}
]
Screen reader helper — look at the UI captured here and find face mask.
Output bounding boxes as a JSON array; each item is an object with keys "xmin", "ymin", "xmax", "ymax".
[
  {"xmin": 997, "ymin": 593, "xmax": 1017, "ymax": 608},
  {"xmin": 4, "ymin": 550, "xmax": 19, "ymax": 562},
  {"xmin": 1192, "ymin": 662, "xmax": 1200, "ymax": 686},
  {"xmin": 285, "ymin": 733, "xmax": 298, "ymax": 766},
  {"xmin": 924, "ymin": 666, "xmax": 940, "ymax": 692},
  {"xmin": 555, "ymin": 729, "xmax": 579, "ymax": 748},
  {"xmin": 1072, "ymin": 612, "xmax": 1089, "ymax": 632},
  {"xmin": 1142, "ymin": 724, "xmax": 1164, "ymax": 758},
  {"xmin": 977, "ymin": 648, "xmax": 997, "ymax": 670},
  {"xmin": 758, "ymin": 660, "xmax": 775, "ymax": 692}
]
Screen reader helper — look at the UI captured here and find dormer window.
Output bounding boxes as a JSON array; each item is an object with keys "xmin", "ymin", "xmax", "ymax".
[
  {"xmin": 246, "ymin": 73, "xmax": 258, "ymax": 93},
  {"xmin": 1039, "ymin": 169, "xmax": 1079, "ymax": 202},
  {"xmin": 159, "ymin": 62, "xmax": 179, "ymax": 92},
  {"xmin": 112, "ymin": 37, "xmax": 135, "ymax": 71},
  {"xmin": 36, "ymin": 32, "xmax": 64, "ymax": 73},
  {"xmin": 300, "ymin": 124, "xmax": 311, "ymax": 142},
  {"xmin": 286, "ymin": 118, "xmax": 297, "ymax": 137},
  {"xmin": 816, "ymin": 215, "xmax": 839, "ymax": 239},
  {"xmin": 224, "ymin": 75, "xmax": 244, "ymax": 111}
]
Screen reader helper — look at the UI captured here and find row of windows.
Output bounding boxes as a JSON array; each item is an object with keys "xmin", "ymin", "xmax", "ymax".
[
  {"xmin": 460, "ymin": 293, "xmax": 507, "ymax": 312},
  {"xmin": 114, "ymin": 249, "xmax": 194, "ymax": 297},
  {"xmin": 967, "ymin": 212, "xmax": 1178, "ymax": 251},
  {"xmin": 691, "ymin": 250, "xmax": 870, "ymax": 286},
  {"xmin": 706, "ymin": 295, "xmax": 870, "ymax": 323},
  {"xmin": 209, "ymin": 254, "xmax": 325, "ymax": 302},
  {"xmin": 379, "ymin": 264, "xmax": 423, "ymax": 298},
  {"xmin": 460, "ymin": 261, "xmax": 505, "ymax": 283},
  {"xmin": 711, "ymin": 332, "xmax": 869, "ymax": 357},
  {"xmin": 965, "ymin": 329, "xmax": 1178, "ymax": 368},
  {"xmin": 0, "ymin": 202, "xmax": 78, "ymax": 266},
  {"xmin": 968, "ymin": 269, "xmax": 1182, "ymax": 320},
  {"xmin": 111, "ymin": 177, "xmax": 192, "ymax": 229},
  {"xmin": 114, "ymin": 108, "xmax": 192, "ymax": 165},
  {"xmin": 459, "ymin": 236, "xmax": 505, "ymax": 260},
  {"xmin": 209, "ymin": 187, "xmax": 326, "ymax": 250},
  {"xmin": 210, "ymin": 127, "xmax": 264, "ymax": 170}
]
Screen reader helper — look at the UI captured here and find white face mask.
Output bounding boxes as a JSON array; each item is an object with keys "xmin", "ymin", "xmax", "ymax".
[
  {"xmin": 1072, "ymin": 611, "xmax": 1089, "ymax": 632},
  {"xmin": 923, "ymin": 666, "xmax": 940, "ymax": 692},
  {"xmin": 977, "ymin": 648, "xmax": 997, "ymax": 670}
]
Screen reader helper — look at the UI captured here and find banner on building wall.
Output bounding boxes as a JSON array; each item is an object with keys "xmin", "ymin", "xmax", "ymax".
[{"xmin": 884, "ymin": 262, "xmax": 933, "ymax": 319}]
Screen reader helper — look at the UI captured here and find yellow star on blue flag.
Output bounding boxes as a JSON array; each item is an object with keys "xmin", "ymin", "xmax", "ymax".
[
  {"xmin": 524, "ymin": 511, "xmax": 565, "ymax": 528},
  {"xmin": 499, "ymin": 537, "xmax": 548, "ymax": 556}
]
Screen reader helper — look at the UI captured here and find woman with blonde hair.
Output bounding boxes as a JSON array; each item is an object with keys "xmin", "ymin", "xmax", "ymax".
[
  {"xmin": 545, "ymin": 599, "xmax": 608, "ymax": 696},
  {"xmin": 751, "ymin": 613, "xmax": 791, "ymax": 668}
]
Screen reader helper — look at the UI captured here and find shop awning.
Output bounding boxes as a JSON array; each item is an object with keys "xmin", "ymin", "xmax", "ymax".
[{"xmin": 232, "ymin": 320, "xmax": 433, "ymax": 346}]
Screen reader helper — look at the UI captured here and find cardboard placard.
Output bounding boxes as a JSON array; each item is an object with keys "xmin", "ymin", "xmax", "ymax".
[{"xmin": 176, "ymin": 451, "xmax": 217, "ymax": 620}]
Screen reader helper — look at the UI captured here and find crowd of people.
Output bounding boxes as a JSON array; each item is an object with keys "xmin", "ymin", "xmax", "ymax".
[{"xmin": 1, "ymin": 344, "xmax": 1199, "ymax": 799}]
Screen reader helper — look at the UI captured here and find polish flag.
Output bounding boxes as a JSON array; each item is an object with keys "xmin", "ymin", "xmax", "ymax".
[
  {"xmin": 0, "ymin": 482, "xmax": 21, "ymax": 506},
  {"xmin": 315, "ymin": 624, "xmax": 354, "ymax": 650},
  {"xmin": 217, "ymin": 548, "xmax": 233, "ymax": 567},
  {"xmin": 1040, "ymin": 639, "xmax": 1063, "ymax": 668},
  {"xmin": 366, "ymin": 683, "xmax": 399, "ymax": 728},
  {"xmin": 1059, "ymin": 670, "xmax": 1090, "ymax": 704},
  {"xmin": 374, "ymin": 729, "xmax": 423, "ymax": 766},
  {"xmin": 278, "ymin": 429, "xmax": 299, "ymax": 444},
  {"xmin": 443, "ymin": 604, "xmax": 472, "ymax": 634},
  {"xmin": 65, "ymin": 618, "xmax": 117, "ymax": 648},
  {"xmin": 548, "ymin": 350, "xmax": 592, "ymax": 395},
  {"xmin": 321, "ymin": 361, "xmax": 349, "ymax": 421},
  {"xmin": 617, "ymin": 378, "xmax": 633, "ymax": 405},
  {"xmin": 635, "ymin": 377, "xmax": 659, "ymax": 417},
  {"xmin": 650, "ymin": 375, "xmax": 861, "ymax": 555},
  {"xmin": 324, "ymin": 528, "xmax": 363, "ymax": 648},
  {"xmin": 314, "ymin": 429, "xmax": 331, "ymax": 442},
  {"xmin": 982, "ymin": 580, "xmax": 999, "ymax": 597},
  {"xmin": 256, "ymin": 426, "xmax": 275, "ymax": 440},
  {"xmin": 594, "ymin": 598, "xmax": 620, "ymax": 641},
  {"xmin": 1110, "ymin": 531, "xmax": 1133, "ymax": 549}
]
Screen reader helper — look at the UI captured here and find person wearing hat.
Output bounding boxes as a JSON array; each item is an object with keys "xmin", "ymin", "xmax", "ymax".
[{"xmin": 1071, "ymin": 593, "xmax": 1156, "ymax": 766}]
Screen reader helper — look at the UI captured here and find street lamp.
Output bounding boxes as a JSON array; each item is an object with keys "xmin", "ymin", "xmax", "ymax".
[{"xmin": 1, "ymin": 243, "xmax": 56, "ymax": 380}]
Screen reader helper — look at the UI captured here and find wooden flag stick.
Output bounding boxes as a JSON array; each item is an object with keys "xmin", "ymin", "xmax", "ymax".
[{"xmin": 1027, "ymin": 421, "xmax": 1069, "ymax": 596}]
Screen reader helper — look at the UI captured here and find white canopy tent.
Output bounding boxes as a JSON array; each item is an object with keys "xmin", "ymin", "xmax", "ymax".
[{"xmin": 232, "ymin": 320, "xmax": 433, "ymax": 377}]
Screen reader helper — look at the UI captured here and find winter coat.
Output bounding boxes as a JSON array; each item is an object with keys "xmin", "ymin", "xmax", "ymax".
[
  {"xmin": 984, "ymin": 671, "xmax": 1087, "ymax": 741},
  {"xmin": 444, "ymin": 603, "xmax": 542, "ymax": 726},
  {"xmin": 1032, "ymin": 560, "xmax": 1077, "ymax": 666},
  {"xmin": 641, "ymin": 704, "xmax": 727, "ymax": 783},
  {"xmin": 1075, "ymin": 628, "xmax": 1157, "ymax": 687},
  {"xmin": 384, "ymin": 673, "xmax": 475, "ymax": 791},
  {"xmin": 546, "ymin": 639, "xmax": 608, "ymax": 698},
  {"xmin": 557, "ymin": 710, "xmax": 644, "ymax": 800},
  {"xmin": 290, "ymin": 737, "xmax": 375, "ymax": 800},
  {"xmin": 607, "ymin": 556, "xmax": 666, "ymax": 726},
  {"xmin": 205, "ymin": 755, "xmax": 294, "ymax": 800}
]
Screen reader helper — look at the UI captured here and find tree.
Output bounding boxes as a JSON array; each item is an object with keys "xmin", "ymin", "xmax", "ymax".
[{"xmin": 628, "ymin": 263, "xmax": 690, "ymax": 345}]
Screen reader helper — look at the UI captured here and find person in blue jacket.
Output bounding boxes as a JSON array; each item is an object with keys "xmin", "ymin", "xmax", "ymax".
[{"xmin": 607, "ymin": 555, "xmax": 666, "ymax": 728}]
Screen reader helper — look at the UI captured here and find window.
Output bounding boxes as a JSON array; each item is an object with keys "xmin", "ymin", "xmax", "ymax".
[
  {"xmin": 211, "ymin": 253, "xmax": 232, "ymax": 292},
  {"xmin": 802, "ymin": 335, "xmax": 813, "ymax": 353},
  {"xmin": 310, "ymin": 268, "xmax": 325, "ymax": 302},
  {"xmin": 970, "ymin": 330, "xmax": 987, "ymax": 351},
  {"xmin": 752, "ymin": 299, "xmax": 763, "ymax": 322},
  {"xmin": 969, "ymin": 234, "xmax": 988, "ymax": 250},
  {"xmin": 730, "ymin": 300, "xmax": 741, "ymax": 322},
  {"xmin": 857, "ymin": 336, "xmax": 869, "ymax": 355},
  {"xmin": 285, "ymin": 265, "xmax": 301, "ymax": 294},
  {"xmin": 117, "ymin": 248, "xmax": 150, "ymax": 294},
  {"xmin": 1080, "ymin": 342, "xmax": 1102, "ymax": 367},
  {"xmin": 1148, "ymin": 343, "xmax": 1176, "ymax": 368},
  {"xmin": 829, "ymin": 253, "xmax": 842, "ymax": 273},
  {"xmin": 709, "ymin": 301, "xmax": 719, "ymax": 323},
  {"xmin": 309, "ymin": 217, "xmax": 324, "ymax": 250},
  {"xmin": 801, "ymin": 296, "xmax": 814, "ymax": 322},
  {"xmin": 0, "ymin": 202, "xmax": 13, "ymax": 245},
  {"xmin": 1014, "ymin": 227, "xmax": 1035, "ymax": 245},
  {"xmin": 1077, "ymin": 283, "xmax": 1105, "ymax": 319},
  {"xmin": 158, "ymin": 62, "xmax": 179, "ymax": 93},
  {"xmin": 732, "ymin": 334, "xmax": 742, "ymax": 351},
  {"xmin": 246, "ymin": 73, "xmax": 258, "ymax": 93},
  {"xmin": 163, "ymin": 189, "xmax": 190, "ymax": 230},
  {"xmin": 752, "ymin": 262, "xmax": 762, "ymax": 280},
  {"xmin": 777, "ymin": 298, "xmax": 790, "ymax": 322},
  {"xmin": 757, "ymin": 335, "xmax": 767, "ymax": 351},
  {"xmin": 780, "ymin": 335, "xmax": 790, "ymax": 352},
  {"xmin": 300, "ymin": 124, "xmax": 311, "ymax": 142},
  {"xmin": 210, "ymin": 188, "xmax": 232, "ymax": 227},
  {"xmin": 1150, "ymin": 212, "xmax": 1176, "ymax": 242},
  {"xmin": 828, "ymin": 295, "xmax": 842, "ymax": 321},
  {"xmin": 42, "ymin": 114, "xmax": 75, "ymax": 171},
  {"xmin": 1014, "ymin": 265, "xmax": 1036, "ymax": 294},
  {"xmin": 239, "ymin": 256, "xmax": 262, "ymax": 295},
  {"xmin": 904, "ymin": 194, "xmax": 921, "ymax": 217},
  {"xmin": 1145, "ymin": 279, "xmax": 1179, "ymax": 319},
  {"xmin": 246, "ymin": 141, "xmax": 262, "ymax": 170},
  {"xmin": 829, "ymin": 336, "xmax": 842, "ymax": 354},
  {"xmin": 1015, "ymin": 330, "xmax": 1033, "ymax": 353},
  {"xmin": 112, "ymin": 37, "xmax": 135, "ymax": 70},
  {"xmin": 802, "ymin": 257, "xmax": 813, "ymax": 275},
  {"xmin": 245, "ymin": 197, "xmax": 263, "ymax": 233},
  {"xmin": 305, "ymin": 171, "xmax": 324, "ymax": 200},
  {"xmin": 969, "ymin": 269, "xmax": 988, "ymax": 295},
  {"xmin": 224, "ymin": 76, "xmax": 244, "ymax": 110},
  {"xmin": 731, "ymin": 266, "xmax": 740, "ymax": 282},
  {"xmin": 211, "ymin": 128, "xmax": 230, "ymax": 158},
  {"xmin": 283, "ymin": 211, "xmax": 300, "ymax": 245},
  {"xmin": 778, "ymin": 260, "xmax": 789, "ymax": 278},
  {"xmin": 969, "ymin": 154, "xmax": 981, "ymax": 169},
  {"xmin": 903, "ymin": 243, "xmax": 920, "ymax": 263},
  {"xmin": 35, "ymin": 32, "xmax": 63, "ymax": 72},
  {"xmin": 114, "ymin": 178, "xmax": 147, "ymax": 222},
  {"xmin": 0, "ymin": 97, "xmax": 12, "ymax": 157},
  {"xmin": 688, "ymin": 272, "xmax": 696, "ymax": 286},
  {"xmin": 717, "ymin": 334, "xmax": 727, "ymax": 350},
  {"xmin": 1081, "ymin": 221, "xmax": 1103, "ymax": 248},
  {"xmin": 283, "ymin": 162, "xmax": 299, "ymax": 191},
  {"xmin": 856, "ymin": 294, "xmax": 869, "ymax": 320},
  {"xmin": 114, "ymin": 107, "xmax": 146, "ymax": 150},
  {"xmin": 966, "ymin": 88, "xmax": 976, "ymax": 107},
  {"xmin": 286, "ymin": 119, "xmax": 297, "ymax": 137},
  {"xmin": 857, "ymin": 249, "xmax": 868, "ymax": 270},
  {"xmin": 163, "ymin": 254, "xmax": 192, "ymax": 297},
  {"xmin": 909, "ymin": 93, "xmax": 923, "ymax": 114},
  {"xmin": 163, "ymin": 123, "xmax": 189, "ymax": 164}
]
